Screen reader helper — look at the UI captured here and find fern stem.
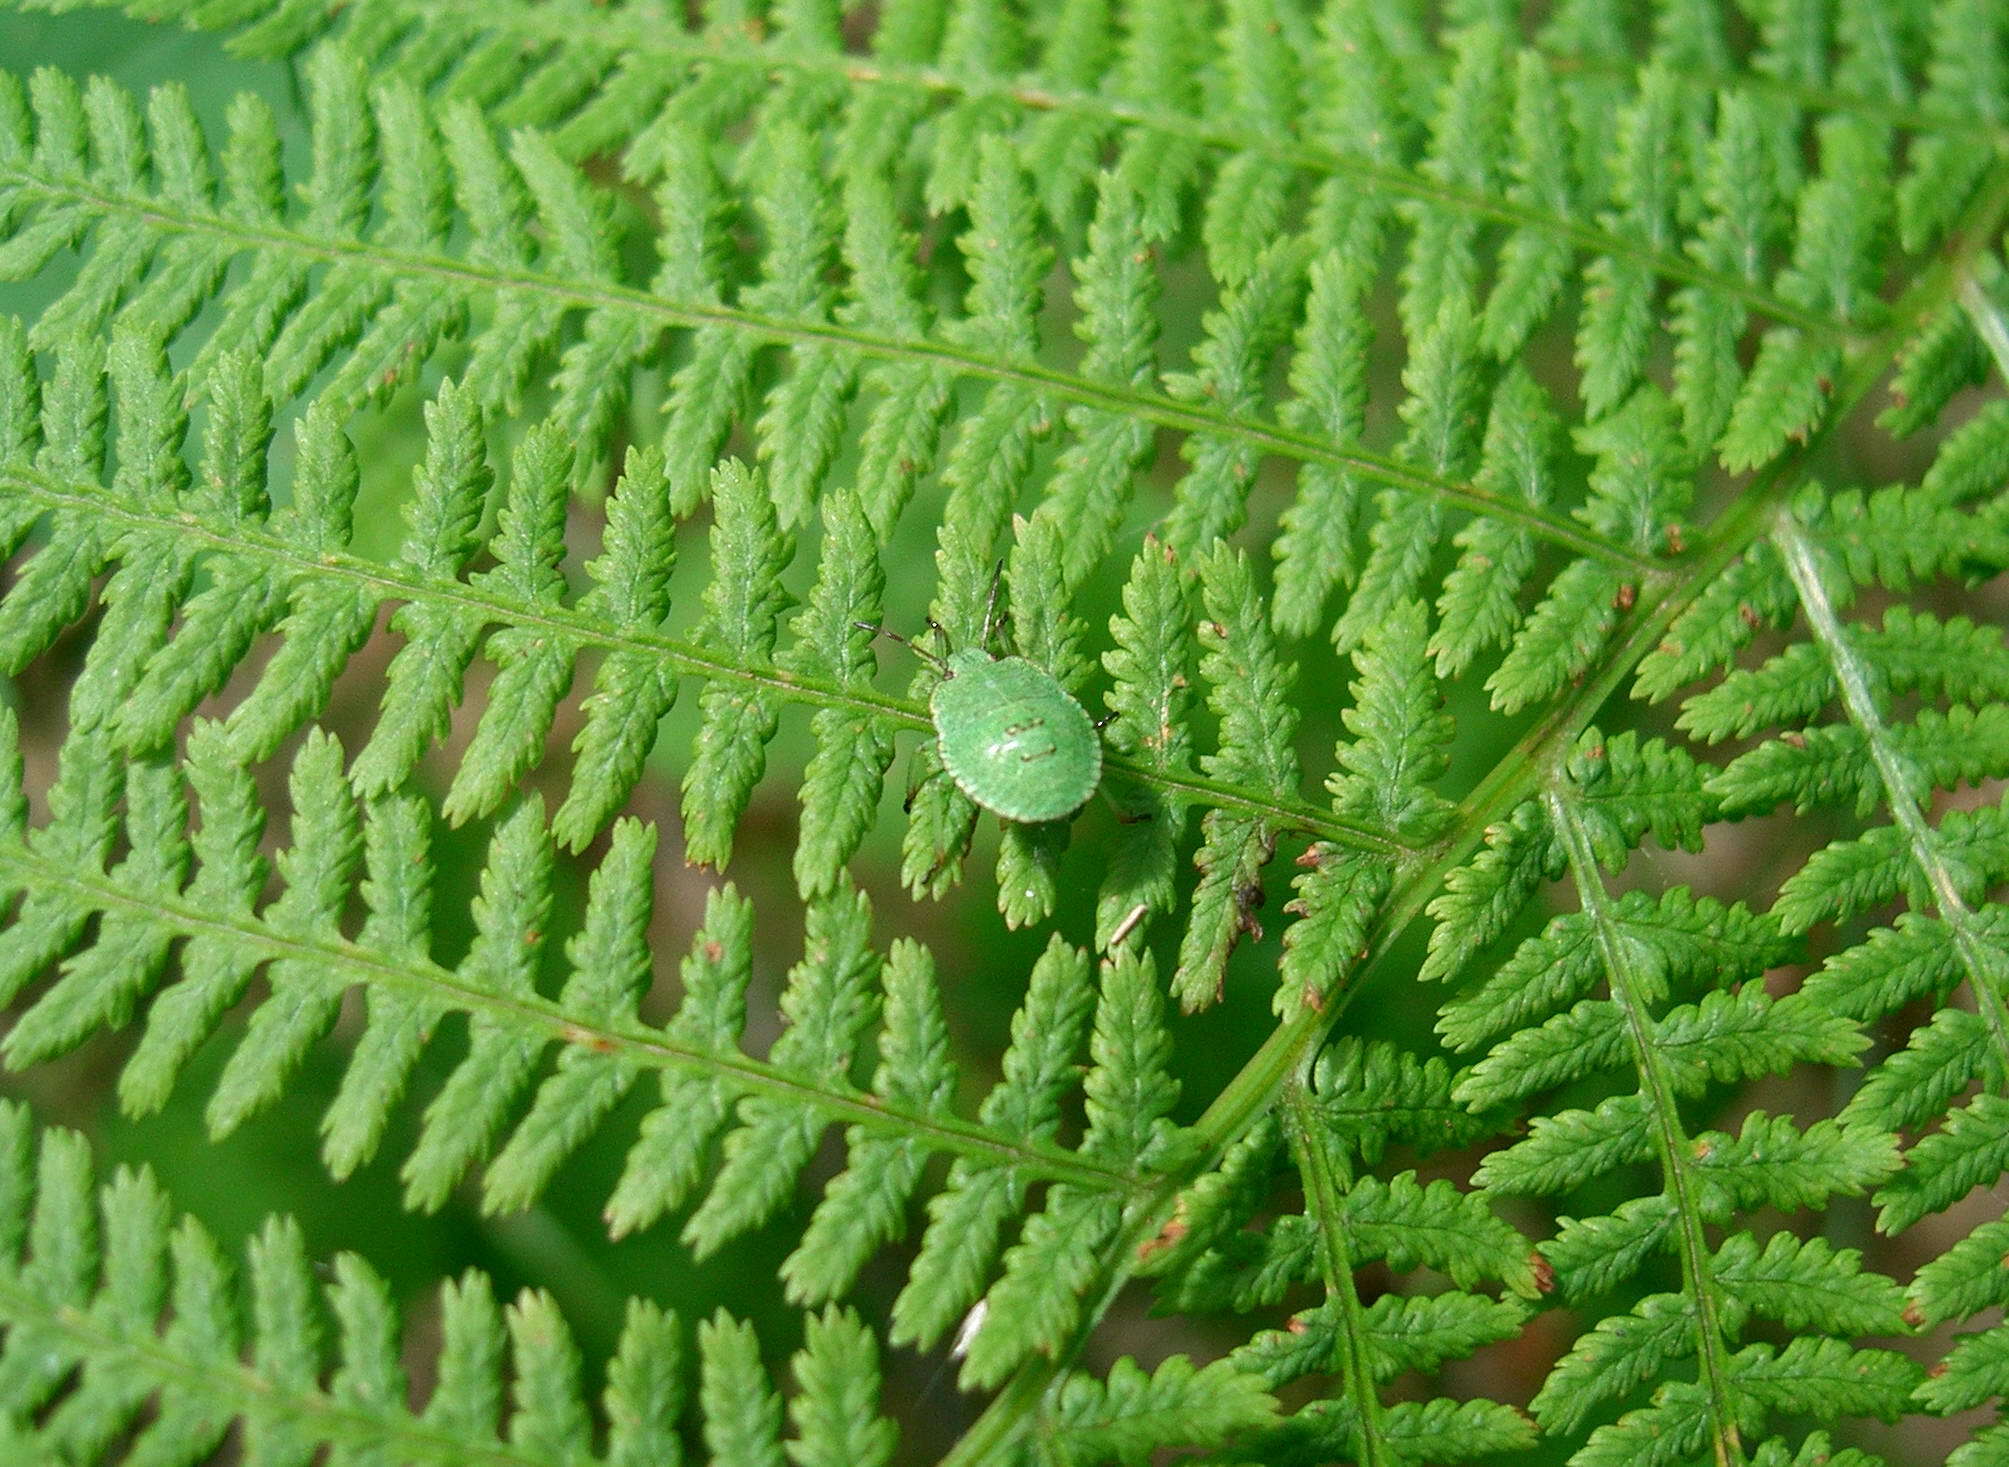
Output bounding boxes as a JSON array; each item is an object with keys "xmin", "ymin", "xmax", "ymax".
[
  {"xmin": 0, "ymin": 844, "xmax": 1136, "ymax": 1193},
  {"xmin": 1772, "ymin": 517, "xmax": 2009, "ymax": 1064},
  {"xmin": 1547, "ymin": 788, "xmax": 1747, "ymax": 1467},
  {"xmin": 1282, "ymin": 1078, "xmax": 1392, "ymax": 1467}
]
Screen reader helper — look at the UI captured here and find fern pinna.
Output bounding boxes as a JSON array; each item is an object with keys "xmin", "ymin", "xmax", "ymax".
[{"xmin": 1, "ymin": 1, "xmax": 2008, "ymax": 1463}]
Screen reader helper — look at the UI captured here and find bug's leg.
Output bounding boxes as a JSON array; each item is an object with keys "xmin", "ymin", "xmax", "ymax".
[
  {"xmin": 856, "ymin": 620, "xmax": 948, "ymax": 674},
  {"xmin": 1093, "ymin": 709, "xmax": 1119, "ymax": 732},
  {"xmin": 1101, "ymin": 786, "xmax": 1154, "ymax": 824},
  {"xmin": 902, "ymin": 755, "xmax": 940, "ymax": 813},
  {"xmin": 980, "ymin": 558, "xmax": 1006, "ymax": 648},
  {"xmin": 921, "ymin": 810, "xmax": 979, "ymax": 886}
]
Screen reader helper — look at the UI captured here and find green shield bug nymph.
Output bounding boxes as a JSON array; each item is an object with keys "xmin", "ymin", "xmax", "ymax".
[
  {"xmin": 859, "ymin": 582, "xmax": 1103, "ymax": 823},
  {"xmin": 929, "ymin": 645, "xmax": 1102, "ymax": 822}
]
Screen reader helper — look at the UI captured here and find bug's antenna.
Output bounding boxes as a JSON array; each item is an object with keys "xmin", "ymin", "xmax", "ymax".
[
  {"xmin": 856, "ymin": 620, "xmax": 949, "ymax": 674},
  {"xmin": 979, "ymin": 559, "xmax": 1008, "ymax": 648}
]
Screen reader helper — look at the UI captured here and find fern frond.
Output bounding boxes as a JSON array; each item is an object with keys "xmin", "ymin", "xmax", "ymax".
[
  {"xmin": 1896, "ymin": 0, "xmax": 2004, "ymax": 251},
  {"xmin": 1203, "ymin": 1072, "xmax": 1537, "ymax": 1467},
  {"xmin": 1162, "ymin": 235, "xmax": 1309, "ymax": 555},
  {"xmin": 1454, "ymin": 743, "xmax": 1911, "ymax": 1460},
  {"xmin": 1276, "ymin": 598, "xmax": 1443, "ymax": 1015},
  {"xmin": 8, "ymin": 5, "xmax": 2009, "ymax": 1462},
  {"xmin": 0, "ymin": 1095, "xmax": 932, "ymax": 1465},
  {"xmin": 890, "ymin": 934, "xmax": 1096, "ymax": 1352},
  {"xmin": 0, "ymin": 715, "xmax": 1159, "ymax": 1339},
  {"xmin": 1430, "ymin": 367, "xmax": 1557, "ymax": 679}
]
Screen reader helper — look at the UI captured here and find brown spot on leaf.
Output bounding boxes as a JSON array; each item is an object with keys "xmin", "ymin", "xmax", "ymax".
[
  {"xmin": 1531, "ymin": 1252, "xmax": 1557, "ymax": 1295},
  {"xmin": 1138, "ymin": 1216, "xmax": 1189, "ymax": 1262}
]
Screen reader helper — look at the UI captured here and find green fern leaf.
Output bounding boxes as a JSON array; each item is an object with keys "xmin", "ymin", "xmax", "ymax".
[
  {"xmin": 317, "ymin": 791, "xmax": 436, "ymax": 1181},
  {"xmin": 603, "ymin": 884, "xmax": 755, "ymax": 1239},
  {"xmin": 1271, "ymin": 250, "xmax": 1372, "ymax": 639},
  {"xmin": 1163, "ymin": 237, "xmax": 1308, "ymax": 554},
  {"xmin": 782, "ymin": 486, "xmax": 893, "ymax": 899},
  {"xmin": 399, "ymin": 798, "xmax": 555, "ymax": 1211},
  {"xmin": 553, "ymin": 445, "xmax": 680, "ymax": 850},
  {"xmin": 1095, "ymin": 537, "xmax": 1196, "ymax": 952},
  {"xmin": 699, "ymin": 1310, "xmax": 786, "ymax": 1467},
  {"xmin": 1532, "ymin": 1292, "xmax": 1697, "ymax": 1436},
  {"xmin": 1046, "ymin": 1353, "xmax": 1276, "ymax": 1466},
  {"xmin": 443, "ymin": 426, "xmax": 579, "ymax": 828},
  {"xmin": 683, "ymin": 883, "xmax": 879, "ymax": 1258},
  {"xmin": 1175, "ymin": 544, "xmax": 1297, "ymax": 1009},
  {"xmin": 682, "ymin": 459, "xmax": 794, "ymax": 870},
  {"xmin": 1692, "ymin": 1113, "xmax": 1900, "ymax": 1213},
  {"xmin": 1874, "ymin": 1093, "xmax": 2009, "ymax": 1234},
  {"xmin": 1895, "ymin": 0, "xmax": 2003, "ymax": 251},
  {"xmin": 481, "ymin": 818, "xmax": 657, "ymax": 1214},
  {"xmin": 1910, "ymin": 1217, "xmax": 2009, "ymax": 1325},
  {"xmin": 1431, "ymin": 367, "xmax": 1556, "ymax": 678},
  {"xmin": 2, "ymin": 752, "xmax": 185, "ymax": 1071},
  {"xmin": 200, "ymin": 732, "xmax": 360, "ymax": 1140},
  {"xmin": 1712, "ymin": 1231, "xmax": 1909, "ymax": 1336},
  {"xmin": 1575, "ymin": 68, "xmax": 1680, "ymax": 420},
  {"xmin": 780, "ymin": 938, "xmax": 953, "ymax": 1306}
]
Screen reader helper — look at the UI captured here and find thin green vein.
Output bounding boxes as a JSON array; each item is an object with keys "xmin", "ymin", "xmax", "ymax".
[
  {"xmin": 0, "ymin": 841, "xmax": 1133, "ymax": 1192},
  {"xmin": 0, "ymin": 165, "xmax": 1655, "ymax": 574}
]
